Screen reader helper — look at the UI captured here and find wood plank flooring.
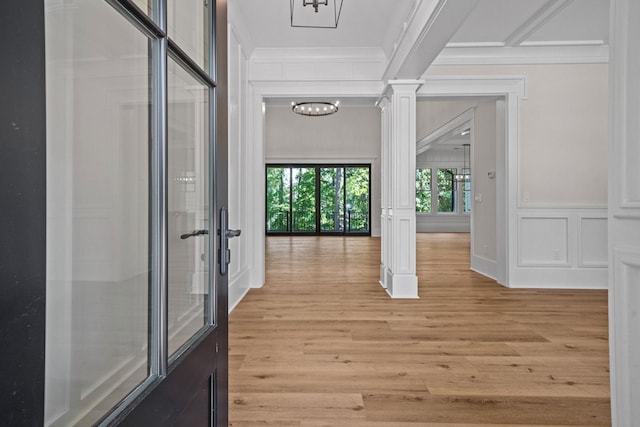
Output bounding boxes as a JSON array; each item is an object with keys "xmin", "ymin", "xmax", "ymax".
[{"xmin": 229, "ymin": 233, "xmax": 610, "ymax": 426}]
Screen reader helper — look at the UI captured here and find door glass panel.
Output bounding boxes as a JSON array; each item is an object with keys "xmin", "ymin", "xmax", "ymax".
[
  {"xmin": 320, "ymin": 167, "xmax": 344, "ymax": 232},
  {"xmin": 266, "ymin": 167, "xmax": 291, "ymax": 232},
  {"xmin": 167, "ymin": 59, "xmax": 210, "ymax": 358},
  {"xmin": 345, "ymin": 167, "xmax": 370, "ymax": 233},
  {"xmin": 437, "ymin": 168, "xmax": 457, "ymax": 212},
  {"xmin": 167, "ymin": 0, "xmax": 209, "ymax": 71},
  {"xmin": 44, "ymin": 1, "xmax": 151, "ymax": 425},
  {"xmin": 291, "ymin": 167, "xmax": 316, "ymax": 232}
]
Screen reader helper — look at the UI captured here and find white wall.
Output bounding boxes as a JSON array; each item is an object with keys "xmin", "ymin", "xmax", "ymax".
[
  {"xmin": 227, "ymin": 23, "xmax": 253, "ymax": 311},
  {"xmin": 473, "ymin": 99, "xmax": 498, "ymax": 265},
  {"xmin": 424, "ymin": 64, "xmax": 608, "ymax": 288},
  {"xmin": 427, "ymin": 64, "xmax": 608, "ymax": 207},
  {"xmin": 265, "ymin": 105, "xmax": 382, "ymax": 236}
]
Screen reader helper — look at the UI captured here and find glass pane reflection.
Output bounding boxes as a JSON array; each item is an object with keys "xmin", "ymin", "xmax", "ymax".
[
  {"xmin": 131, "ymin": 0, "xmax": 152, "ymax": 16},
  {"xmin": 167, "ymin": 58, "xmax": 210, "ymax": 358},
  {"xmin": 168, "ymin": 0, "xmax": 210, "ymax": 71},
  {"xmin": 44, "ymin": 1, "xmax": 151, "ymax": 425}
]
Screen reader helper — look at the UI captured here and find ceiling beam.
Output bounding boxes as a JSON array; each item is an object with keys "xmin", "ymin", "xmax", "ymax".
[
  {"xmin": 504, "ymin": 0, "xmax": 574, "ymax": 47},
  {"xmin": 382, "ymin": 0, "xmax": 479, "ymax": 81}
]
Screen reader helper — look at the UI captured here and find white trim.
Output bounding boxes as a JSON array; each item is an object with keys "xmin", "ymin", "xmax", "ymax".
[
  {"xmin": 518, "ymin": 203, "xmax": 608, "ymax": 209},
  {"xmin": 519, "ymin": 40, "xmax": 606, "ymax": 47},
  {"xmin": 577, "ymin": 215, "xmax": 608, "ymax": 268},
  {"xmin": 419, "ymin": 75, "xmax": 528, "ymax": 99},
  {"xmin": 250, "ymin": 80, "xmax": 388, "ymax": 290},
  {"xmin": 417, "ymin": 75, "xmax": 526, "ymax": 288},
  {"xmin": 266, "ymin": 156, "xmax": 376, "ymax": 164},
  {"xmin": 609, "ymin": 1, "xmax": 640, "ymax": 423},
  {"xmin": 508, "ymin": 268, "xmax": 607, "ymax": 289},
  {"xmin": 611, "ymin": 247, "xmax": 640, "ymax": 423},
  {"xmin": 445, "ymin": 42, "xmax": 506, "ymax": 48},
  {"xmin": 228, "ymin": 268, "xmax": 251, "ymax": 313},
  {"xmin": 517, "ymin": 215, "xmax": 571, "ymax": 268},
  {"xmin": 504, "ymin": 0, "xmax": 574, "ymax": 47},
  {"xmin": 385, "ymin": 273, "xmax": 419, "ymax": 299},
  {"xmin": 416, "ymin": 107, "xmax": 475, "ymax": 155},
  {"xmin": 471, "ymin": 255, "xmax": 498, "ymax": 280},
  {"xmin": 433, "ymin": 45, "xmax": 609, "ymax": 66}
]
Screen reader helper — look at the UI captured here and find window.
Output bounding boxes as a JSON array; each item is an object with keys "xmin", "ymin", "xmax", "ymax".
[
  {"xmin": 463, "ymin": 168, "xmax": 472, "ymax": 213},
  {"xmin": 266, "ymin": 167, "xmax": 291, "ymax": 231},
  {"xmin": 266, "ymin": 164, "xmax": 371, "ymax": 235},
  {"xmin": 437, "ymin": 168, "xmax": 457, "ymax": 212},
  {"xmin": 292, "ymin": 167, "xmax": 317, "ymax": 232},
  {"xmin": 416, "ymin": 167, "xmax": 470, "ymax": 214},
  {"xmin": 415, "ymin": 168, "xmax": 431, "ymax": 213}
]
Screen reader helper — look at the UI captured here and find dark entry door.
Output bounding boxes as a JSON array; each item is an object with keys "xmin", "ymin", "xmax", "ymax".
[{"xmin": 38, "ymin": 0, "xmax": 229, "ymax": 426}]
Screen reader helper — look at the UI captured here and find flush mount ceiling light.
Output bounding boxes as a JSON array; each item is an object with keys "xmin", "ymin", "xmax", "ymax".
[
  {"xmin": 290, "ymin": 0, "xmax": 344, "ymax": 29},
  {"xmin": 291, "ymin": 101, "xmax": 339, "ymax": 117}
]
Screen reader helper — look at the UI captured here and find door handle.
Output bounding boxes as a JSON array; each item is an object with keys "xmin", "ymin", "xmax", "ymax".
[
  {"xmin": 225, "ymin": 229, "xmax": 241, "ymax": 239},
  {"xmin": 180, "ymin": 229, "xmax": 209, "ymax": 239},
  {"xmin": 219, "ymin": 207, "xmax": 241, "ymax": 276}
]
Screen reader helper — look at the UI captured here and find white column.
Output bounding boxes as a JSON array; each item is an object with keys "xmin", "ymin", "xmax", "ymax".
[
  {"xmin": 379, "ymin": 80, "xmax": 422, "ymax": 298},
  {"xmin": 379, "ymin": 97, "xmax": 390, "ymax": 290}
]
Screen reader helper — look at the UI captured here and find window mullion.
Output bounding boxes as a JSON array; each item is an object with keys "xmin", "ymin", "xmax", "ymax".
[{"xmin": 150, "ymin": 0, "xmax": 168, "ymax": 378}]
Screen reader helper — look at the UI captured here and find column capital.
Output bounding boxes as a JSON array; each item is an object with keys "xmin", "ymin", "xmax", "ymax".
[
  {"xmin": 379, "ymin": 80, "xmax": 424, "ymax": 104},
  {"xmin": 388, "ymin": 79, "xmax": 424, "ymax": 91}
]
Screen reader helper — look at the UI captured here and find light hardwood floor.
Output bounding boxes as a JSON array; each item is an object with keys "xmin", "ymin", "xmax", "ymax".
[{"xmin": 229, "ymin": 233, "xmax": 610, "ymax": 426}]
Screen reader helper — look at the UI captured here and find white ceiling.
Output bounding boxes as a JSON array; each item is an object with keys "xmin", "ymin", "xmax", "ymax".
[
  {"xmin": 231, "ymin": 0, "xmax": 414, "ymax": 55},
  {"xmin": 232, "ymin": 0, "xmax": 609, "ymax": 55},
  {"xmin": 448, "ymin": 0, "xmax": 609, "ymax": 47}
]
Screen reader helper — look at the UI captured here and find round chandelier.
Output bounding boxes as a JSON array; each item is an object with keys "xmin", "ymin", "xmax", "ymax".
[{"xmin": 291, "ymin": 101, "xmax": 339, "ymax": 117}]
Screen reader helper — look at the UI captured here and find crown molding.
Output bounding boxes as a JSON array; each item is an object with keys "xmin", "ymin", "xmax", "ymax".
[{"xmin": 250, "ymin": 47, "xmax": 387, "ymax": 62}]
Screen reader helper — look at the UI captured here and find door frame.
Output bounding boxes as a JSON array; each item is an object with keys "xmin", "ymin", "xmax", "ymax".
[
  {"xmin": 0, "ymin": 1, "xmax": 47, "ymax": 424},
  {"xmin": 416, "ymin": 76, "xmax": 527, "ymax": 287},
  {"xmin": 249, "ymin": 76, "xmax": 525, "ymax": 289},
  {"xmin": 608, "ymin": 0, "xmax": 640, "ymax": 423}
]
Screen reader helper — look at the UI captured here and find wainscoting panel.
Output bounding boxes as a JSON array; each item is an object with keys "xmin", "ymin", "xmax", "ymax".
[
  {"xmin": 578, "ymin": 216, "xmax": 608, "ymax": 267},
  {"xmin": 611, "ymin": 248, "xmax": 640, "ymax": 422},
  {"xmin": 511, "ymin": 208, "xmax": 607, "ymax": 289},
  {"xmin": 518, "ymin": 216, "xmax": 569, "ymax": 267}
]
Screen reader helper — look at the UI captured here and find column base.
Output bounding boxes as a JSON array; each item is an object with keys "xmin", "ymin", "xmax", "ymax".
[
  {"xmin": 386, "ymin": 272, "xmax": 419, "ymax": 299},
  {"xmin": 379, "ymin": 264, "xmax": 388, "ymax": 289}
]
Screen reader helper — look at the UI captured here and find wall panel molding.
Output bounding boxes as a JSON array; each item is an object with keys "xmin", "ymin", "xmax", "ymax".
[
  {"xmin": 577, "ymin": 216, "xmax": 608, "ymax": 268},
  {"xmin": 518, "ymin": 216, "xmax": 570, "ymax": 267},
  {"xmin": 511, "ymin": 208, "xmax": 607, "ymax": 288}
]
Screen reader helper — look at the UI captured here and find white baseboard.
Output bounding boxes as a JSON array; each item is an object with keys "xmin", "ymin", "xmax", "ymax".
[
  {"xmin": 471, "ymin": 255, "xmax": 497, "ymax": 281},
  {"xmin": 229, "ymin": 268, "xmax": 251, "ymax": 313},
  {"xmin": 417, "ymin": 215, "xmax": 470, "ymax": 232},
  {"xmin": 508, "ymin": 267, "xmax": 608, "ymax": 289}
]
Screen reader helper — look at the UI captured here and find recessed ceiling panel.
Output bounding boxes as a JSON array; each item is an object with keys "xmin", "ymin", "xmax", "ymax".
[
  {"xmin": 525, "ymin": 0, "xmax": 609, "ymax": 44},
  {"xmin": 449, "ymin": 0, "xmax": 549, "ymax": 44},
  {"xmin": 232, "ymin": 0, "xmax": 413, "ymax": 50}
]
